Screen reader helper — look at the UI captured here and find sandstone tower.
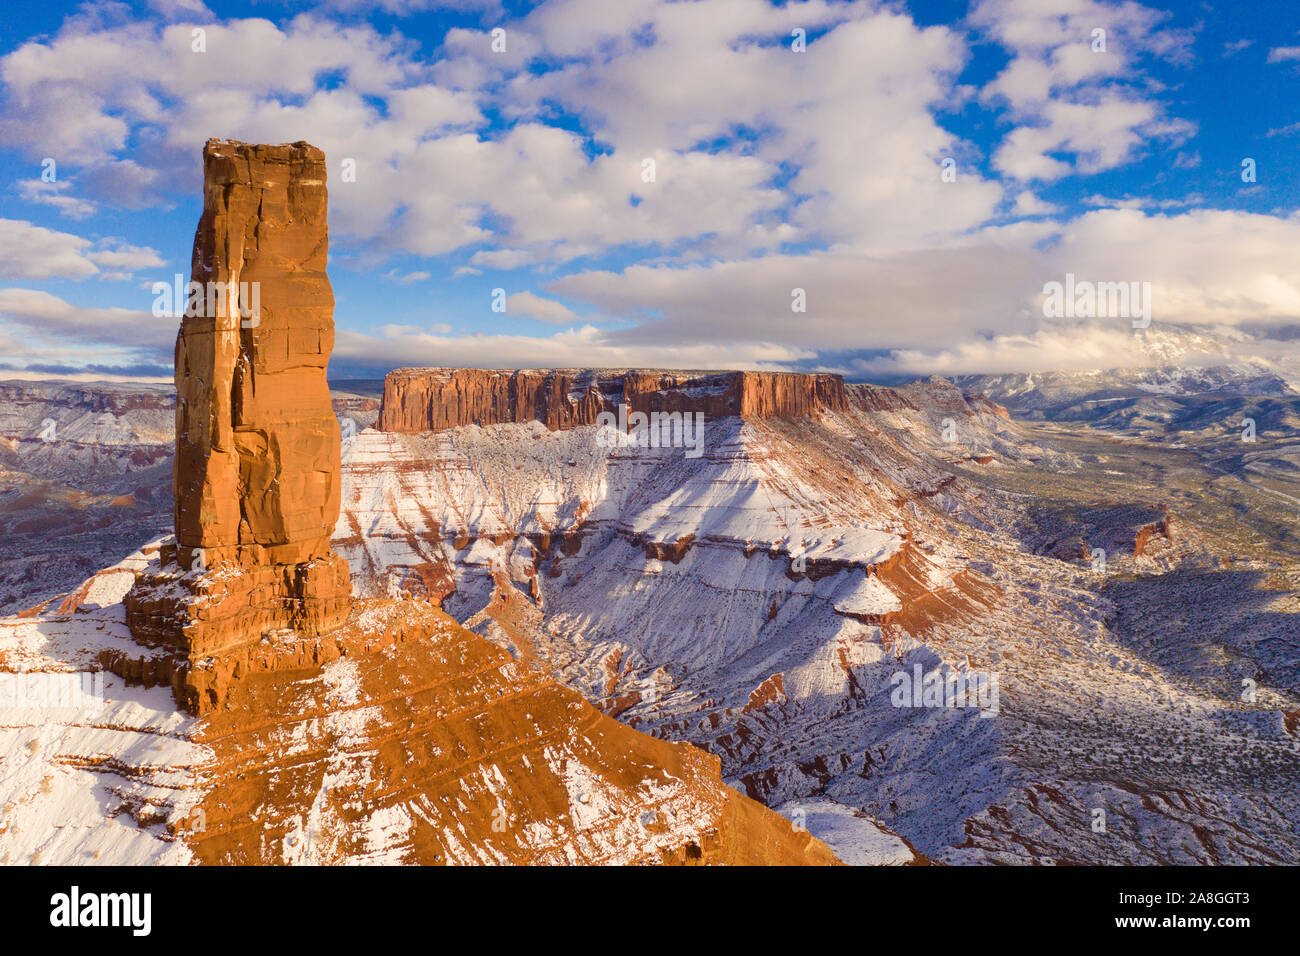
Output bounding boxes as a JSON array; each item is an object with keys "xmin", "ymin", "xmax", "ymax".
[{"xmin": 126, "ymin": 139, "xmax": 352, "ymax": 712}]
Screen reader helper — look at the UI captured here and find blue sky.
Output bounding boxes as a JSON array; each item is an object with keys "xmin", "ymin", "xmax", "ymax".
[{"xmin": 1, "ymin": 0, "xmax": 1299, "ymax": 382}]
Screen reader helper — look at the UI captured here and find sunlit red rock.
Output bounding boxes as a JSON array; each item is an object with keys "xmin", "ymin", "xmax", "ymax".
[
  {"xmin": 125, "ymin": 139, "xmax": 351, "ymax": 712},
  {"xmin": 378, "ymin": 368, "xmax": 847, "ymax": 433}
]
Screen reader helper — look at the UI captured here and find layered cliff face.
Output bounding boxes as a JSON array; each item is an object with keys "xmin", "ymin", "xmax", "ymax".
[
  {"xmin": 124, "ymin": 139, "xmax": 351, "ymax": 710},
  {"xmin": 378, "ymin": 368, "xmax": 847, "ymax": 433},
  {"xmin": 0, "ymin": 381, "xmax": 175, "ymax": 422},
  {"xmin": 0, "ymin": 381, "xmax": 174, "ymax": 493}
]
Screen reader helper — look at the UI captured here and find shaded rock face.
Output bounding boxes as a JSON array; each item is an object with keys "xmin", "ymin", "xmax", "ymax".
[
  {"xmin": 899, "ymin": 377, "xmax": 1010, "ymax": 421},
  {"xmin": 846, "ymin": 383, "xmax": 919, "ymax": 413},
  {"xmin": 1135, "ymin": 509, "xmax": 1176, "ymax": 557},
  {"xmin": 378, "ymin": 368, "xmax": 847, "ymax": 433},
  {"xmin": 125, "ymin": 139, "xmax": 351, "ymax": 711}
]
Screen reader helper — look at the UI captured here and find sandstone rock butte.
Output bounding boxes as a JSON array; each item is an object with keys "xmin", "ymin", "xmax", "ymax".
[
  {"xmin": 379, "ymin": 367, "xmax": 847, "ymax": 433},
  {"xmin": 125, "ymin": 139, "xmax": 351, "ymax": 712}
]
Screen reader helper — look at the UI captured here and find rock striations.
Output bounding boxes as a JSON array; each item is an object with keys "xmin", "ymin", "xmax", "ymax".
[
  {"xmin": 379, "ymin": 368, "xmax": 847, "ymax": 433},
  {"xmin": 124, "ymin": 139, "xmax": 351, "ymax": 713}
]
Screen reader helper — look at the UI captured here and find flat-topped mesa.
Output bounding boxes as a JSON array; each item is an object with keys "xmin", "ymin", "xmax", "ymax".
[
  {"xmin": 124, "ymin": 139, "xmax": 351, "ymax": 712},
  {"xmin": 378, "ymin": 368, "xmax": 847, "ymax": 433}
]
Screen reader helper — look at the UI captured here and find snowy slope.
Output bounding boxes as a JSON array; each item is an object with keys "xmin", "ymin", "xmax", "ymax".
[
  {"xmin": 331, "ymin": 383, "xmax": 1300, "ymax": 864},
  {"xmin": 0, "ymin": 546, "xmax": 206, "ymax": 865},
  {"xmin": 0, "ymin": 549, "xmax": 843, "ymax": 866}
]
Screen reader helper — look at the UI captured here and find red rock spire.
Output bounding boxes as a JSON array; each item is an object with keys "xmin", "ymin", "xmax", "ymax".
[{"xmin": 125, "ymin": 140, "xmax": 352, "ymax": 713}]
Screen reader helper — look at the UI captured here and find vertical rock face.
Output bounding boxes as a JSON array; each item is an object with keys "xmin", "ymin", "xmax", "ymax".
[
  {"xmin": 174, "ymin": 139, "xmax": 339, "ymax": 568},
  {"xmin": 377, "ymin": 368, "xmax": 847, "ymax": 433},
  {"xmin": 126, "ymin": 139, "xmax": 351, "ymax": 712}
]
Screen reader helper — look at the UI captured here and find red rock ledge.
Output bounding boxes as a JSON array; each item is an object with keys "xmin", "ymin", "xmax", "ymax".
[{"xmin": 377, "ymin": 368, "xmax": 847, "ymax": 433}]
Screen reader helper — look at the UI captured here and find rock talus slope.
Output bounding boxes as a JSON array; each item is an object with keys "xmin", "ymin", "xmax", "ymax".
[
  {"xmin": 188, "ymin": 598, "xmax": 838, "ymax": 865},
  {"xmin": 0, "ymin": 552, "xmax": 838, "ymax": 865}
]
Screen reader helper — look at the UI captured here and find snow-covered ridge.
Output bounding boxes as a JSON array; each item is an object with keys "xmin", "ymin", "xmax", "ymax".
[
  {"xmin": 0, "ymin": 547, "xmax": 843, "ymax": 865},
  {"xmin": 956, "ymin": 362, "xmax": 1296, "ymax": 411},
  {"xmin": 0, "ymin": 544, "xmax": 207, "ymax": 865}
]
